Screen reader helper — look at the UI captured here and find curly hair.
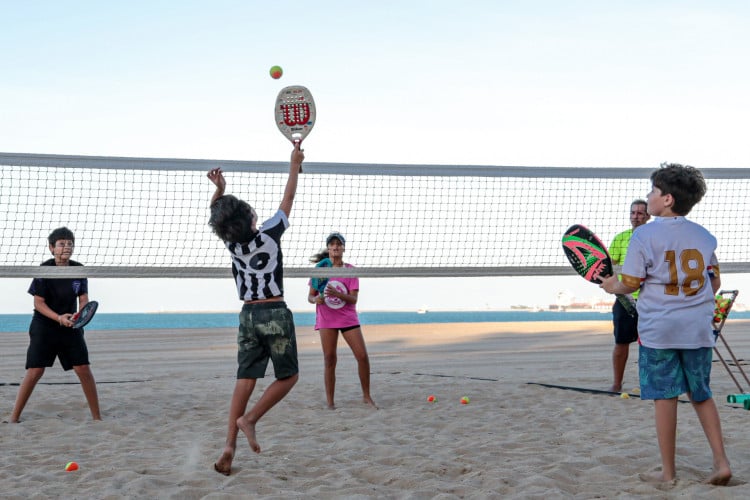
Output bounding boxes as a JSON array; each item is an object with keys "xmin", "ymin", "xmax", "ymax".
[
  {"xmin": 651, "ymin": 163, "xmax": 706, "ymax": 216},
  {"xmin": 48, "ymin": 227, "xmax": 75, "ymax": 246},
  {"xmin": 208, "ymin": 195, "xmax": 256, "ymax": 243}
]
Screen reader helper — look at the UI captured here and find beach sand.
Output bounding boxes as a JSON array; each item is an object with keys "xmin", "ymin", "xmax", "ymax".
[{"xmin": 2, "ymin": 319, "xmax": 750, "ymax": 498}]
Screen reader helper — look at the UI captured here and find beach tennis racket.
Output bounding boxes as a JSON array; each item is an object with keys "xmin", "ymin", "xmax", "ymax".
[
  {"xmin": 311, "ymin": 258, "xmax": 332, "ymax": 294},
  {"xmin": 561, "ymin": 225, "xmax": 637, "ymax": 317},
  {"xmin": 71, "ymin": 300, "xmax": 98, "ymax": 329},
  {"xmin": 275, "ymin": 85, "xmax": 315, "ymax": 172}
]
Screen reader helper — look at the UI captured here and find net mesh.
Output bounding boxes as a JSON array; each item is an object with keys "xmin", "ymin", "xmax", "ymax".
[{"xmin": 1, "ymin": 152, "xmax": 749, "ymax": 278}]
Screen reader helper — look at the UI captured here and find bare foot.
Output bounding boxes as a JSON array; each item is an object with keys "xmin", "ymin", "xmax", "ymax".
[
  {"xmin": 609, "ymin": 384, "xmax": 622, "ymax": 393},
  {"xmin": 213, "ymin": 446, "xmax": 234, "ymax": 476},
  {"xmin": 327, "ymin": 403, "xmax": 336, "ymax": 410},
  {"xmin": 638, "ymin": 471, "xmax": 676, "ymax": 487},
  {"xmin": 705, "ymin": 466, "xmax": 732, "ymax": 486},
  {"xmin": 363, "ymin": 397, "xmax": 378, "ymax": 409},
  {"xmin": 236, "ymin": 416, "xmax": 261, "ymax": 453}
]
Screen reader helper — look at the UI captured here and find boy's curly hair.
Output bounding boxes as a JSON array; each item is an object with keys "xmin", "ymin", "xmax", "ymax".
[
  {"xmin": 651, "ymin": 163, "xmax": 706, "ymax": 216},
  {"xmin": 208, "ymin": 195, "xmax": 256, "ymax": 243}
]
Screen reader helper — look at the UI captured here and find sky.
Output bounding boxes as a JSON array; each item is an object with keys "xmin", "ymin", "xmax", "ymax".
[{"xmin": 2, "ymin": 1, "xmax": 750, "ymax": 313}]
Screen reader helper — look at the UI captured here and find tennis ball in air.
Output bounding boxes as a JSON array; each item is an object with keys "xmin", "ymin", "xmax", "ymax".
[
  {"xmin": 620, "ymin": 393, "xmax": 630, "ymax": 399},
  {"xmin": 460, "ymin": 396, "xmax": 470, "ymax": 405},
  {"xmin": 427, "ymin": 395, "xmax": 437, "ymax": 403},
  {"xmin": 269, "ymin": 65, "xmax": 283, "ymax": 79},
  {"xmin": 64, "ymin": 461, "xmax": 79, "ymax": 472}
]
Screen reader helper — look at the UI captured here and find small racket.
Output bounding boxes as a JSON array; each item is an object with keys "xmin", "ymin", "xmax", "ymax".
[
  {"xmin": 561, "ymin": 224, "xmax": 637, "ymax": 317},
  {"xmin": 71, "ymin": 300, "xmax": 98, "ymax": 329},
  {"xmin": 311, "ymin": 258, "xmax": 332, "ymax": 294},
  {"xmin": 275, "ymin": 85, "xmax": 315, "ymax": 172}
]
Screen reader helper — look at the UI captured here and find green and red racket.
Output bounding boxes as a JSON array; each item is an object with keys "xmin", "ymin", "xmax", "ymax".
[{"xmin": 561, "ymin": 224, "xmax": 636, "ymax": 317}]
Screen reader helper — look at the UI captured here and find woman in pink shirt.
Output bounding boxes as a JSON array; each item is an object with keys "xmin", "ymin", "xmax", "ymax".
[{"xmin": 308, "ymin": 232, "xmax": 377, "ymax": 409}]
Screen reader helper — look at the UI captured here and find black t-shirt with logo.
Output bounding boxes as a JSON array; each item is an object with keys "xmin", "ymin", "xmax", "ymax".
[{"xmin": 28, "ymin": 259, "xmax": 88, "ymax": 323}]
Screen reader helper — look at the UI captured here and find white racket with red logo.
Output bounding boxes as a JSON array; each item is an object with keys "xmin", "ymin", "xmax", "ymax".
[{"xmin": 275, "ymin": 85, "xmax": 315, "ymax": 172}]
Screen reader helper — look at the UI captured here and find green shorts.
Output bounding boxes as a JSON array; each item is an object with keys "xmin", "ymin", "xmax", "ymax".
[
  {"xmin": 237, "ymin": 301, "xmax": 298, "ymax": 380},
  {"xmin": 638, "ymin": 345, "xmax": 713, "ymax": 402}
]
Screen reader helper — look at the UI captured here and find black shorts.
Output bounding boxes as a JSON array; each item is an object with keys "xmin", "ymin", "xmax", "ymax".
[
  {"xmin": 612, "ymin": 299, "xmax": 638, "ymax": 344},
  {"xmin": 237, "ymin": 301, "xmax": 298, "ymax": 380},
  {"xmin": 26, "ymin": 319, "xmax": 90, "ymax": 371}
]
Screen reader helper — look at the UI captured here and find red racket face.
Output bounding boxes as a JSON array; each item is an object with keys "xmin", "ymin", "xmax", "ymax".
[
  {"xmin": 561, "ymin": 224, "xmax": 613, "ymax": 284},
  {"xmin": 275, "ymin": 85, "xmax": 316, "ymax": 143}
]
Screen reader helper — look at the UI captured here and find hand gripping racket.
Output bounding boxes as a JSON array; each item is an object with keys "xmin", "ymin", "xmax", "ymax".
[
  {"xmin": 561, "ymin": 224, "xmax": 637, "ymax": 317},
  {"xmin": 275, "ymin": 85, "xmax": 315, "ymax": 172},
  {"xmin": 71, "ymin": 300, "xmax": 98, "ymax": 329}
]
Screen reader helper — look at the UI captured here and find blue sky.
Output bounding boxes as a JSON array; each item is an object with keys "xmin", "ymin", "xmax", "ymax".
[{"xmin": 2, "ymin": 1, "xmax": 750, "ymax": 313}]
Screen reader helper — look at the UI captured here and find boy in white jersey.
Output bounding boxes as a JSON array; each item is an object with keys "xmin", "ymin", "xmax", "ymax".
[
  {"xmin": 207, "ymin": 143, "xmax": 304, "ymax": 476},
  {"xmin": 600, "ymin": 163, "xmax": 731, "ymax": 486}
]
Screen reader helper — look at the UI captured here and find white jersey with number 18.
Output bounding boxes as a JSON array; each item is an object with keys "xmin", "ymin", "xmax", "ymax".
[{"xmin": 621, "ymin": 216, "xmax": 718, "ymax": 349}]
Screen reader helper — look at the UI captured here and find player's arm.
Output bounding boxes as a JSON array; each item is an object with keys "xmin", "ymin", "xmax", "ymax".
[
  {"xmin": 78, "ymin": 292, "xmax": 89, "ymax": 310},
  {"xmin": 325, "ymin": 286, "xmax": 359, "ymax": 305},
  {"xmin": 279, "ymin": 142, "xmax": 304, "ymax": 217},
  {"xmin": 308, "ymin": 286, "xmax": 323, "ymax": 305},
  {"xmin": 33, "ymin": 295, "xmax": 73, "ymax": 327},
  {"xmin": 207, "ymin": 168, "xmax": 226, "ymax": 206},
  {"xmin": 599, "ymin": 275, "xmax": 638, "ymax": 295}
]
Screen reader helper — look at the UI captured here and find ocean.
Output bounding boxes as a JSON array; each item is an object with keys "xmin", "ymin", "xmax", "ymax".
[{"xmin": 2, "ymin": 310, "xmax": 749, "ymax": 333}]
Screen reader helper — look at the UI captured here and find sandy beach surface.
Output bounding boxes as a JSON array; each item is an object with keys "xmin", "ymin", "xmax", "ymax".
[{"xmin": 3, "ymin": 319, "xmax": 750, "ymax": 499}]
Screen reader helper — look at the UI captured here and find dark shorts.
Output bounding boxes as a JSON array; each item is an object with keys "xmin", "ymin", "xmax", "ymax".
[
  {"xmin": 319, "ymin": 325, "xmax": 361, "ymax": 334},
  {"xmin": 638, "ymin": 346, "xmax": 713, "ymax": 401},
  {"xmin": 26, "ymin": 319, "xmax": 90, "ymax": 371},
  {"xmin": 237, "ymin": 301, "xmax": 298, "ymax": 380},
  {"xmin": 612, "ymin": 299, "xmax": 638, "ymax": 344}
]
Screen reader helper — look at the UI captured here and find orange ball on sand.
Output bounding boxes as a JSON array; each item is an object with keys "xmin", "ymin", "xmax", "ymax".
[
  {"xmin": 460, "ymin": 396, "xmax": 470, "ymax": 405},
  {"xmin": 65, "ymin": 461, "xmax": 79, "ymax": 472},
  {"xmin": 427, "ymin": 395, "xmax": 437, "ymax": 403}
]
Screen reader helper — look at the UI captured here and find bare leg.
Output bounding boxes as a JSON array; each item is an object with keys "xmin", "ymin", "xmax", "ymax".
[
  {"xmin": 642, "ymin": 398, "xmax": 678, "ymax": 483},
  {"xmin": 73, "ymin": 365, "xmax": 101, "ymax": 421},
  {"xmin": 692, "ymin": 397, "xmax": 732, "ymax": 485},
  {"xmin": 319, "ymin": 329, "xmax": 339, "ymax": 409},
  {"xmin": 342, "ymin": 328, "xmax": 377, "ymax": 408},
  {"xmin": 10, "ymin": 367, "xmax": 45, "ymax": 423},
  {"xmin": 610, "ymin": 343, "xmax": 630, "ymax": 392},
  {"xmin": 236, "ymin": 373, "xmax": 298, "ymax": 454},
  {"xmin": 214, "ymin": 378, "xmax": 256, "ymax": 476}
]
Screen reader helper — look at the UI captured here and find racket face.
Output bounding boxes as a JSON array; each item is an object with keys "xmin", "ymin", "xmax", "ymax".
[
  {"xmin": 561, "ymin": 224, "xmax": 613, "ymax": 284},
  {"xmin": 72, "ymin": 300, "xmax": 98, "ymax": 329},
  {"xmin": 275, "ymin": 85, "xmax": 316, "ymax": 143},
  {"xmin": 311, "ymin": 258, "xmax": 331, "ymax": 294}
]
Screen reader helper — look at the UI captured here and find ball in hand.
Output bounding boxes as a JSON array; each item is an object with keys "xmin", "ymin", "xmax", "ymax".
[{"xmin": 269, "ymin": 65, "xmax": 283, "ymax": 79}]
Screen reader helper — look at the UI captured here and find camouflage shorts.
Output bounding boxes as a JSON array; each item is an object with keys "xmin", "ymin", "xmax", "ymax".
[{"xmin": 237, "ymin": 302, "xmax": 298, "ymax": 379}]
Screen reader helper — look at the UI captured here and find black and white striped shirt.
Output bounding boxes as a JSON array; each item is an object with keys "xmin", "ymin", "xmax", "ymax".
[{"xmin": 224, "ymin": 210, "xmax": 289, "ymax": 301}]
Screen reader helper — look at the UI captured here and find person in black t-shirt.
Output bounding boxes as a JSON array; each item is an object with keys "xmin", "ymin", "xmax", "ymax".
[{"xmin": 10, "ymin": 227, "xmax": 101, "ymax": 423}]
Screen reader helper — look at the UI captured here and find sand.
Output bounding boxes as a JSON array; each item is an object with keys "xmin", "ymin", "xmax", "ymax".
[{"xmin": 2, "ymin": 319, "xmax": 750, "ymax": 498}]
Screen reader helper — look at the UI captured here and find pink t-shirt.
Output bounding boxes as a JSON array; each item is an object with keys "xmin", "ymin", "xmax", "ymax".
[{"xmin": 312, "ymin": 264, "xmax": 360, "ymax": 330}]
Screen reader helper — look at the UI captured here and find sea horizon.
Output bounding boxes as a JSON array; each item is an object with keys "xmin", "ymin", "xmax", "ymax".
[{"xmin": 3, "ymin": 309, "xmax": 750, "ymax": 333}]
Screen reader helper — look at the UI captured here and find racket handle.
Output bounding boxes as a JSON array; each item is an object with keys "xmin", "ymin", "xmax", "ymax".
[
  {"xmin": 727, "ymin": 394, "xmax": 750, "ymax": 403},
  {"xmin": 615, "ymin": 294, "xmax": 637, "ymax": 317}
]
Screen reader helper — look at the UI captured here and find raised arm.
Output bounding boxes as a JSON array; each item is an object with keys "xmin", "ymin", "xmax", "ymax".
[
  {"xmin": 279, "ymin": 142, "xmax": 305, "ymax": 217},
  {"xmin": 207, "ymin": 168, "xmax": 226, "ymax": 206}
]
